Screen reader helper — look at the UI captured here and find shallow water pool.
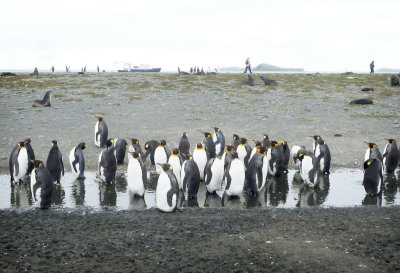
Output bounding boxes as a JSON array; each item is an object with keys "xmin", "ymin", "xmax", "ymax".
[{"xmin": 0, "ymin": 169, "xmax": 399, "ymax": 210}]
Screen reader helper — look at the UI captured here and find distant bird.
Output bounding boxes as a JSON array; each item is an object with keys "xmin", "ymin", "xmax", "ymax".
[
  {"xmin": 98, "ymin": 139, "xmax": 117, "ymax": 184},
  {"xmin": 383, "ymin": 139, "xmax": 399, "ymax": 174},
  {"xmin": 94, "ymin": 116, "xmax": 108, "ymax": 148},
  {"xmin": 30, "ymin": 160, "xmax": 54, "ymax": 209},
  {"xmin": 46, "ymin": 140, "xmax": 64, "ymax": 183},
  {"xmin": 363, "ymin": 158, "xmax": 383, "ymax": 196},
  {"xmin": 213, "ymin": 127, "xmax": 225, "ymax": 157}
]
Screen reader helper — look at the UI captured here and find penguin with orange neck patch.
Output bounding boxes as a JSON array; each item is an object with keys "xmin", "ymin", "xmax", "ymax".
[{"xmin": 383, "ymin": 139, "xmax": 398, "ymax": 174}]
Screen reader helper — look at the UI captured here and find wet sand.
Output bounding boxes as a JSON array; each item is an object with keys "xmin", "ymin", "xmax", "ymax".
[
  {"xmin": 0, "ymin": 72, "xmax": 399, "ymax": 272},
  {"xmin": 1, "ymin": 207, "xmax": 400, "ymax": 272}
]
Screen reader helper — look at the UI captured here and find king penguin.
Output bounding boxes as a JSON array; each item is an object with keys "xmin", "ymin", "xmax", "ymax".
[
  {"xmin": 156, "ymin": 163, "xmax": 179, "ymax": 212},
  {"xmin": 314, "ymin": 138, "xmax": 331, "ymax": 174},
  {"xmin": 142, "ymin": 140, "xmax": 160, "ymax": 165},
  {"xmin": 232, "ymin": 134, "xmax": 241, "ymax": 149},
  {"xmin": 180, "ymin": 156, "xmax": 201, "ymax": 199},
  {"xmin": 179, "ymin": 133, "xmax": 191, "ymax": 160},
  {"xmin": 223, "ymin": 145, "xmax": 235, "ymax": 170},
  {"xmin": 202, "ymin": 132, "xmax": 216, "ymax": 159},
  {"xmin": 224, "ymin": 151, "xmax": 245, "ymax": 197},
  {"xmin": 213, "ymin": 127, "xmax": 225, "ymax": 156},
  {"xmin": 9, "ymin": 141, "xmax": 29, "ymax": 183},
  {"xmin": 298, "ymin": 152, "xmax": 319, "ymax": 188},
  {"xmin": 383, "ymin": 139, "xmax": 399, "ymax": 174},
  {"xmin": 128, "ymin": 138, "xmax": 142, "ymax": 160},
  {"xmin": 204, "ymin": 156, "xmax": 224, "ymax": 194},
  {"xmin": 193, "ymin": 143, "xmax": 207, "ymax": 180},
  {"xmin": 265, "ymin": 141, "xmax": 285, "ymax": 177},
  {"xmin": 69, "ymin": 142, "xmax": 86, "ymax": 180},
  {"xmin": 24, "ymin": 137, "xmax": 35, "ymax": 174},
  {"xmin": 364, "ymin": 142, "xmax": 383, "ymax": 163},
  {"xmin": 249, "ymin": 140, "xmax": 262, "ymax": 162},
  {"xmin": 114, "ymin": 138, "xmax": 127, "ymax": 165},
  {"xmin": 363, "ymin": 158, "xmax": 383, "ymax": 196},
  {"xmin": 246, "ymin": 146, "xmax": 266, "ymax": 195},
  {"xmin": 30, "ymin": 160, "xmax": 54, "ymax": 209},
  {"xmin": 168, "ymin": 148, "xmax": 183, "ymax": 183},
  {"xmin": 291, "ymin": 145, "xmax": 305, "ymax": 170},
  {"xmin": 236, "ymin": 137, "xmax": 252, "ymax": 168},
  {"xmin": 280, "ymin": 141, "xmax": 290, "ymax": 173},
  {"xmin": 154, "ymin": 140, "xmax": 171, "ymax": 174},
  {"xmin": 46, "ymin": 140, "xmax": 64, "ymax": 183},
  {"xmin": 127, "ymin": 152, "xmax": 147, "ymax": 197},
  {"xmin": 262, "ymin": 134, "xmax": 271, "ymax": 148},
  {"xmin": 98, "ymin": 138, "xmax": 117, "ymax": 183},
  {"xmin": 94, "ymin": 116, "xmax": 108, "ymax": 148}
]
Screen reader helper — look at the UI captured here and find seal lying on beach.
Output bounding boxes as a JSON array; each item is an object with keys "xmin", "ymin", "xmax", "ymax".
[{"xmin": 32, "ymin": 91, "xmax": 51, "ymax": 107}]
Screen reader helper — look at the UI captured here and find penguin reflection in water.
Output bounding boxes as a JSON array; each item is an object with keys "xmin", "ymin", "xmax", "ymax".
[
  {"xmin": 30, "ymin": 160, "xmax": 54, "ymax": 209},
  {"xmin": 98, "ymin": 139, "xmax": 117, "ymax": 184},
  {"xmin": 156, "ymin": 163, "xmax": 179, "ymax": 212}
]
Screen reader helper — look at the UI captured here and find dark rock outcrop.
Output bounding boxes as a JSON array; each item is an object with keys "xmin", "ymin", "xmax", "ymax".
[
  {"xmin": 1, "ymin": 72, "xmax": 16, "ymax": 76},
  {"xmin": 361, "ymin": 87, "xmax": 374, "ymax": 91},
  {"xmin": 260, "ymin": 75, "xmax": 277, "ymax": 86},
  {"xmin": 349, "ymin": 99, "xmax": 373, "ymax": 105}
]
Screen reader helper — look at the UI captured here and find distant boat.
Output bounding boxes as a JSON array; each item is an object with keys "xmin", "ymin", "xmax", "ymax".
[{"xmin": 118, "ymin": 64, "xmax": 161, "ymax": 73}]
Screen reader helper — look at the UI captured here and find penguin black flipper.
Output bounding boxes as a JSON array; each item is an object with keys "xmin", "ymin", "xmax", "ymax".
[
  {"xmin": 225, "ymin": 166, "xmax": 232, "ymax": 190},
  {"xmin": 182, "ymin": 171, "xmax": 189, "ymax": 193},
  {"xmin": 141, "ymin": 149, "xmax": 150, "ymax": 163},
  {"xmin": 139, "ymin": 158, "xmax": 148, "ymax": 189},
  {"xmin": 257, "ymin": 167, "xmax": 263, "ymax": 189},
  {"xmin": 165, "ymin": 147, "xmax": 171, "ymax": 160},
  {"xmin": 204, "ymin": 158, "xmax": 215, "ymax": 186},
  {"xmin": 60, "ymin": 153, "xmax": 65, "ymax": 176},
  {"xmin": 166, "ymin": 172, "xmax": 179, "ymax": 207},
  {"xmin": 32, "ymin": 179, "xmax": 41, "ymax": 201},
  {"xmin": 9, "ymin": 146, "xmax": 20, "ymax": 181}
]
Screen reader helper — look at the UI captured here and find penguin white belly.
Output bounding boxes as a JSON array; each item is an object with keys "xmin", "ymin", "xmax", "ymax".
[
  {"xmin": 249, "ymin": 147, "xmax": 257, "ymax": 162},
  {"xmin": 320, "ymin": 158, "xmax": 325, "ymax": 172},
  {"xmin": 301, "ymin": 156, "xmax": 316, "ymax": 187},
  {"xmin": 364, "ymin": 149, "xmax": 370, "ymax": 161},
  {"xmin": 154, "ymin": 147, "xmax": 168, "ymax": 174},
  {"xmin": 94, "ymin": 122, "xmax": 100, "ymax": 147},
  {"xmin": 69, "ymin": 147, "xmax": 79, "ymax": 177},
  {"xmin": 215, "ymin": 143, "xmax": 221, "ymax": 155},
  {"xmin": 15, "ymin": 148, "xmax": 28, "ymax": 182},
  {"xmin": 261, "ymin": 154, "xmax": 269, "ymax": 187},
  {"xmin": 98, "ymin": 151, "xmax": 105, "ymax": 179},
  {"xmin": 128, "ymin": 144, "xmax": 136, "ymax": 160},
  {"xmin": 266, "ymin": 149, "xmax": 274, "ymax": 176},
  {"xmin": 30, "ymin": 170, "xmax": 41, "ymax": 207},
  {"xmin": 225, "ymin": 159, "xmax": 245, "ymax": 196},
  {"xmin": 212, "ymin": 133, "xmax": 217, "ymax": 143},
  {"xmin": 156, "ymin": 172, "xmax": 176, "ymax": 212},
  {"xmin": 127, "ymin": 158, "xmax": 145, "ymax": 196},
  {"xmin": 193, "ymin": 150, "xmax": 207, "ymax": 180},
  {"xmin": 206, "ymin": 158, "xmax": 224, "ymax": 193},
  {"xmin": 291, "ymin": 145, "xmax": 302, "ymax": 169},
  {"xmin": 179, "ymin": 161, "xmax": 187, "ymax": 190},
  {"xmin": 168, "ymin": 156, "xmax": 181, "ymax": 183},
  {"xmin": 221, "ymin": 152, "xmax": 227, "ymax": 164},
  {"xmin": 383, "ymin": 144, "xmax": 389, "ymax": 171},
  {"xmin": 237, "ymin": 145, "xmax": 247, "ymax": 165}
]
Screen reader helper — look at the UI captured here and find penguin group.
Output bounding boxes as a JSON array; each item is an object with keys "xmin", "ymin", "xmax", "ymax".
[{"xmin": 8, "ymin": 115, "xmax": 400, "ymax": 211}]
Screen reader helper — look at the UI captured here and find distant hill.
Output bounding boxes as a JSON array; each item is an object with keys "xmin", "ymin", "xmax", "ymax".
[
  {"xmin": 220, "ymin": 63, "xmax": 304, "ymax": 72},
  {"xmin": 376, "ymin": 68, "xmax": 400, "ymax": 73}
]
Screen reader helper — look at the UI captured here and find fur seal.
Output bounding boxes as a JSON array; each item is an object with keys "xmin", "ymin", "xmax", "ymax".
[{"xmin": 32, "ymin": 91, "xmax": 51, "ymax": 107}]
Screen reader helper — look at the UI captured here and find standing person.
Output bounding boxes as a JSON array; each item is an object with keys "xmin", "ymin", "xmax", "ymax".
[
  {"xmin": 65, "ymin": 66, "xmax": 68, "ymax": 72},
  {"xmin": 370, "ymin": 60, "xmax": 374, "ymax": 74},
  {"xmin": 51, "ymin": 65, "xmax": 55, "ymax": 73},
  {"xmin": 244, "ymin": 57, "xmax": 252, "ymax": 73},
  {"xmin": 97, "ymin": 65, "xmax": 100, "ymax": 73}
]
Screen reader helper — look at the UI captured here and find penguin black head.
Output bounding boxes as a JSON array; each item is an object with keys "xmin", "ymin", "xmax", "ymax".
[
  {"xmin": 270, "ymin": 141, "xmax": 279, "ymax": 147},
  {"xmin": 203, "ymin": 132, "xmax": 212, "ymax": 138},
  {"xmin": 256, "ymin": 146, "xmax": 266, "ymax": 154},
  {"xmin": 298, "ymin": 153, "xmax": 305, "ymax": 161},
  {"xmin": 316, "ymin": 138, "xmax": 326, "ymax": 145},
  {"xmin": 51, "ymin": 140, "xmax": 58, "ymax": 146},
  {"xmin": 230, "ymin": 151, "xmax": 239, "ymax": 159},
  {"xmin": 77, "ymin": 142, "xmax": 86, "ymax": 149},
  {"xmin": 130, "ymin": 152, "xmax": 141, "ymax": 159},
  {"xmin": 387, "ymin": 139, "xmax": 396, "ymax": 144},
  {"xmin": 160, "ymin": 140, "xmax": 167, "ymax": 146},
  {"xmin": 253, "ymin": 140, "xmax": 262, "ymax": 146},
  {"xmin": 172, "ymin": 148, "xmax": 179, "ymax": 155},
  {"xmin": 31, "ymin": 160, "xmax": 44, "ymax": 168},
  {"xmin": 106, "ymin": 138, "xmax": 114, "ymax": 148},
  {"xmin": 240, "ymin": 138, "xmax": 248, "ymax": 145},
  {"xmin": 365, "ymin": 142, "xmax": 377, "ymax": 149},
  {"xmin": 280, "ymin": 141, "xmax": 288, "ymax": 147},
  {"xmin": 131, "ymin": 138, "xmax": 139, "ymax": 145},
  {"xmin": 233, "ymin": 134, "xmax": 239, "ymax": 140},
  {"xmin": 214, "ymin": 127, "xmax": 221, "ymax": 133},
  {"xmin": 225, "ymin": 145, "xmax": 234, "ymax": 152},
  {"xmin": 24, "ymin": 137, "xmax": 31, "ymax": 144},
  {"xmin": 158, "ymin": 163, "xmax": 173, "ymax": 172},
  {"xmin": 182, "ymin": 132, "xmax": 187, "ymax": 136},
  {"xmin": 96, "ymin": 116, "xmax": 104, "ymax": 122},
  {"xmin": 17, "ymin": 141, "xmax": 25, "ymax": 147},
  {"xmin": 196, "ymin": 143, "xmax": 203, "ymax": 149},
  {"xmin": 311, "ymin": 135, "xmax": 322, "ymax": 141},
  {"xmin": 363, "ymin": 158, "xmax": 375, "ymax": 170},
  {"xmin": 263, "ymin": 134, "xmax": 269, "ymax": 139}
]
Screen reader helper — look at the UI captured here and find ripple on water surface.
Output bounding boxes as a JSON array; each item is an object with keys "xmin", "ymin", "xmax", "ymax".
[{"xmin": 0, "ymin": 169, "xmax": 399, "ymax": 211}]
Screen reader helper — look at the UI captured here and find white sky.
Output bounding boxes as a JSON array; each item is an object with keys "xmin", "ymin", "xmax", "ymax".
[{"xmin": 0, "ymin": 0, "xmax": 399, "ymax": 72}]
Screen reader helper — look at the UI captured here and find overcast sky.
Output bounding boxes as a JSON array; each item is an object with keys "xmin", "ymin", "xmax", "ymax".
[{"xmin": 0, "ymin": 0, "xmax": 399, "ymax": 72}]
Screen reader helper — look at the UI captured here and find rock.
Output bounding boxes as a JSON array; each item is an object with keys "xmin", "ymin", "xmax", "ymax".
[
  {"xmin": 349, "ymin": 99, "xmax": 373, "ymax": 105},
  {"xmin": 342, "ymin": 72, "xmax": 353, "ymax": 75},
  {"xmin": 390, "ymin": 74, "xmax": 399, "ymax": 86},
  {"xmin": 361, "ymin": 87, "xmax": 374, "ymax": 91},
  {"xmin": 334, "ymin": 134, "xmax": 343, "ymax": 137},
  {"xmin": 243, "ymin": 75, "xmax": 254, "ymax": 86},
  {"xmin": 260, "ymin": 75, "xmax": 277, "ymax": 86},
  {"xmin": 1, "ymin": 72, "xmax": 16, "ymax": 76}
]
